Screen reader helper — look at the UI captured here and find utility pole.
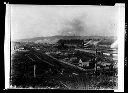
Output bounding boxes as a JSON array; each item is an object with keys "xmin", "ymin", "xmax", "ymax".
[
  {"xmin": 34, "ymin": 64, "xmax": 36, "ymax": 78},
  {"xmin": 94, "ymin": 46, "xmax": 98, "ymax": 74}
]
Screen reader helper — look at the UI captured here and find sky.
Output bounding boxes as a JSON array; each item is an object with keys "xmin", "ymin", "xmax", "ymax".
[{"xmin": 10, "ymin": 5, "xmax": 120, "ymax": 41}]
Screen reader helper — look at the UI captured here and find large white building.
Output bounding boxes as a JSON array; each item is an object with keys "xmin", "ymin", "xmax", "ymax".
[{"xmin": 78, "ymin": 59, "xmax": 90, "ymax": 67}]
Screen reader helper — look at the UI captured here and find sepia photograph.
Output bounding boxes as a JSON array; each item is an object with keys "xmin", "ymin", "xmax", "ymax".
[{"xmin": 5, "ymin": 4, "xmax": 125, "ymax": 91}]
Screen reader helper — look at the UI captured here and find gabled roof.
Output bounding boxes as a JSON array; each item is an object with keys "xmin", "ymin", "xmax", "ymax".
[{"xmin": 111, "ymin": 40, "xmax": 118, "ymax": 48}]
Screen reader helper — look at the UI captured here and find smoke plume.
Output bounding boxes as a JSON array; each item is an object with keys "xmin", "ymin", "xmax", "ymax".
[{"xmin": 60, "ymin": 18, "xmax": 85, "ymax": 36}]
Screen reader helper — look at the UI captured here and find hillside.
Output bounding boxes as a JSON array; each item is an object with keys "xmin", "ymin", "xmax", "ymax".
[{"xmin": 15, "ymin": 35, "xmax": 116, "ymax": 43}]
